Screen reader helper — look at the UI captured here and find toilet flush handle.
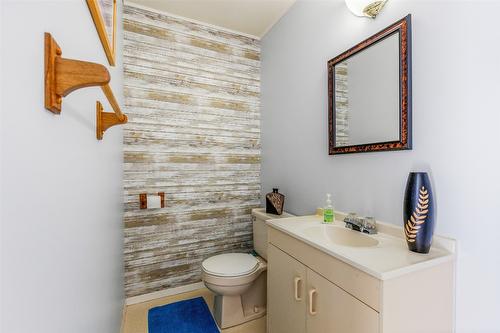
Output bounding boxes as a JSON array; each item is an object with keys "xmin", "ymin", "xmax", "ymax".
[{"xmin": 294, "ymin": 277, "xmax": 303, "ymax": 301}]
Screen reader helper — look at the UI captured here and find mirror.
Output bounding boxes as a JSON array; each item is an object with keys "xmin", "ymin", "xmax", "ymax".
[{"xmin": 328, "ymin": 15, "xmax": 412, "ymax": 155}]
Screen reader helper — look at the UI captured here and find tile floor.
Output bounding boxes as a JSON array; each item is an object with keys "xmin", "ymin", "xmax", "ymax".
[{"xmin": 122, "ymin": 288, "xmax": 266, "ymax": 333}]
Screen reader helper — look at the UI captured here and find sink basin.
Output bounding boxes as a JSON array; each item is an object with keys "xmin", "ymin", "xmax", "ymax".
[{"xmin": 302, "ymin": 225, "xmax": 379, "ymax": 247}]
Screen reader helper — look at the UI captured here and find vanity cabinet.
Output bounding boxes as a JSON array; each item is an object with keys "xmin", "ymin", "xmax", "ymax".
[
  {"xmin": 267, "ymin": 225, "xmax": 455, "ymax": 333},
  {"xmin": 268, "ymin": 244, "xmax": 378, "ymax": 333},
  {"xmin": 267, "ymin": 244, "xmax": 306, "ymax": 333},
  {"xmin": 306, "ymin": 268, "xmax": 378, "ymax": 333}
]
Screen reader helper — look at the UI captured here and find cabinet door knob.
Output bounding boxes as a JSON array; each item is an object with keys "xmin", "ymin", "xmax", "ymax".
[
  {"xmin": 308, "ymin": 288, "xmax": 317, "ymax": 316},
  {"xmin": 294, "ymin": 277, "xmax": 303, "ymax": 301}
]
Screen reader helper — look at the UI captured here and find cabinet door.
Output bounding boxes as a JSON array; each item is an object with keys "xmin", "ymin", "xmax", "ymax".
[
  {"xmin": 268, "ymin": 244, "xmax": 307, "ymax": 333},
  {"xmin": 306, "ymin": 269, "xmax": 379, "ymax": 333}
]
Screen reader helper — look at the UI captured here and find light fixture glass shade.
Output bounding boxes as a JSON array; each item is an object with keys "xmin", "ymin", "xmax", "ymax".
[{"xmin": 345, "ymin": 0, "xmax": 388, "ymax": 18}]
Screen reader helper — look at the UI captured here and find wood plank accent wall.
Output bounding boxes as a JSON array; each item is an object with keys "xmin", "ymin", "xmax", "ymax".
[
  {"xmin": 334, "ymin": 62, "xmax": 349, "ymax": 147},
  {"xmin": 123, "ymin": 4, "xmax": 261, "ymax": 297}
]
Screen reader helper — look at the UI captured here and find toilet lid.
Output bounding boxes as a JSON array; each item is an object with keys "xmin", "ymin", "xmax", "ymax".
[{"xmin": 202, "ymin": 253, "xmax": 259, "ymax": 277}]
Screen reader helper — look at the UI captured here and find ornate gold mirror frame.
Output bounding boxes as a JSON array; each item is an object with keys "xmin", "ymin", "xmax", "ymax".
[{"xmin": 328, "ymin": 15, "xmax": 412, "ymax": 155}]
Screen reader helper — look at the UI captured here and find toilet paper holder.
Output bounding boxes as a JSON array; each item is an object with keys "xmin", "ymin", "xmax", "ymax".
[{"xmin": 139, "ymin": 192, "xmax": 165, "ymax": 209}]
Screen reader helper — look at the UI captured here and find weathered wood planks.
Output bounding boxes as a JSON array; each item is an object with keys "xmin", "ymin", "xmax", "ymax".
[{"xmin": 123, "ymin": 4, "xmax": 261, "ymax": 297}]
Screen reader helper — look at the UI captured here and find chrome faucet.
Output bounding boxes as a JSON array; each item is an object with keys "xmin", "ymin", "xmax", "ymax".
[{"xmin": 344, "ymin": 213, "xmax": 377, "ymax": 234}]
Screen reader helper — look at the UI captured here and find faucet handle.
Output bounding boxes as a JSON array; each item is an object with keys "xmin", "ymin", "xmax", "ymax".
[
  {"xmin": 362, "ymin": 217, "xmax": 377, "ymax": 234},
  {"xmin": 344, "ymin": 213, "xmax": 362, "ymax": 230},
  {"xmin": 344, "ymin": 214, "xmax": 377, "ymax": 234}
]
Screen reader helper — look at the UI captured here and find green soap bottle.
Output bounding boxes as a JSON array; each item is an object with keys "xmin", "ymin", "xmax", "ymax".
[{"xmin": 323, "ymin": 193, "xmax": 335, "ymax": 224}]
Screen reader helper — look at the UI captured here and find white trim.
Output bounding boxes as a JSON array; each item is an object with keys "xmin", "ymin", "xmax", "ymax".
[
  {"xmin": 119, "ymin": 301, "xmax": 127, "ymax": 333},
  {"xmin": 125, "ymin": 282, "xmax": 206, "ymax": 305},
  {"xmin": 259, "ymin": 1, "xmax": 295, "ymax": 38},
  {"xmin": 124, "ymin": 1, "xmax": 261, "ymax": 40}
]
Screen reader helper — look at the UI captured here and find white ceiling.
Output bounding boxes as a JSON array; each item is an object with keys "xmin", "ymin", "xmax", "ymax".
[{"xmin": 126, "ymin": 0, "xmax": 296, "ymax": 39}]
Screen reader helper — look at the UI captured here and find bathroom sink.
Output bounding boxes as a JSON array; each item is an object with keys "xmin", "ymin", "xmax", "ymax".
[{"xmin": 302, "ymin": 225, "xmax": 379, "ymax": 247}]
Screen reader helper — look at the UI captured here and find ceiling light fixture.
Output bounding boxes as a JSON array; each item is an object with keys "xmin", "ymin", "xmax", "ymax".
[{"xmin": 345, "ymin": 0, "xmax": 388, "ymax": 18}]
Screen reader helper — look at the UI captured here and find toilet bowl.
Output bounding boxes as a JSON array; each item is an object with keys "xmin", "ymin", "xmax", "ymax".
[
  {"xmin": 201, "ymin": 208, "xmax": 294, "ymax": 329},
  {"xmin": 202, "ymin": 253, "xmax": 267, "ymax": 329}
]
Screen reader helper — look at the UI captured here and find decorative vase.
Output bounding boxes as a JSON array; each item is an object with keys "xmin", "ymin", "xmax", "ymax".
[
  {"xmin": 266, "ymin": 188, "xmax": 285, "ymax": 215},
  {"xmin": 403, "ymin": 172, "xmax": 435, "ymax": 254}
]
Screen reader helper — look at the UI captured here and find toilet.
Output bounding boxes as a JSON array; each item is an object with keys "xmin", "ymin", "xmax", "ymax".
[{"xmin": 202, "ymin": 208, "xmax": 294, "ymax": 329}]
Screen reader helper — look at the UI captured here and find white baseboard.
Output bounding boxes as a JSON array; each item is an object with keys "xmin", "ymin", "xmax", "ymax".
[
  {"xmin": 125, "ymin": 282, "xmax": 206, "ymax": 305},
  {"xmin": 120, "ymin": 301, "xmax": 126, "ymax": 333}
]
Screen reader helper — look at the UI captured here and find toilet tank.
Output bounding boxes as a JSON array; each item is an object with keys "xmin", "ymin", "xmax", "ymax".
[{"xmin": 251, "ymin": 208, "xmax": 294, "ymax": 260}]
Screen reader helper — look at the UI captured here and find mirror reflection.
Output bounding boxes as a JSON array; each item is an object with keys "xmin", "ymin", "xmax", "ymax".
[{"xmin": 334, "ymin": 32, "xmax": 400, "ymax": 147}]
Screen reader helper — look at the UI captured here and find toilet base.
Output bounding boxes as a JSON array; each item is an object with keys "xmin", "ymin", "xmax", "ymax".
[{"xmin": 212, "ymin": 271, "xmax": 267, "ymax": 329}]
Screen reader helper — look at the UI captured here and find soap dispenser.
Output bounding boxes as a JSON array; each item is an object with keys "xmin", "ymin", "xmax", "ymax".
[{"xmin": 323, "ymin": 193, "xmax": 335, "ymax": 224}]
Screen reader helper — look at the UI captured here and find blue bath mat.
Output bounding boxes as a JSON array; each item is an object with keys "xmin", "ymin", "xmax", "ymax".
[{"xmin": 148, "ymin": 297, "xmax": 219, "ymax": 333}]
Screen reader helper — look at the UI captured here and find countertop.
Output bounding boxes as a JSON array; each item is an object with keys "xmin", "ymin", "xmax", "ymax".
[{"xmin": 267, "ymin": 214, "xmax": 456, "ymax": 280}]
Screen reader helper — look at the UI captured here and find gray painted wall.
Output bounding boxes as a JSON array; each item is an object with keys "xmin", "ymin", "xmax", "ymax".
[
  {"xmin": 261, "ymin": 1, "xmax": 500, "ymax": 332},
  {"xmin": 1, "ymin": 1, "xmax": 124, "ymax": 332}
]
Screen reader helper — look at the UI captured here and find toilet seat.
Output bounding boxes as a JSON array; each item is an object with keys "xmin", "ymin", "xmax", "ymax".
[{"xmin": 202, "ymin": 253, "xmax": 259, "ymax": 277}]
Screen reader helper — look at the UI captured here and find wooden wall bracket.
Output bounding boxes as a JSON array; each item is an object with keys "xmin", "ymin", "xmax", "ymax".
[
  {"xmin": 96, "ymin": 101, "xmax": 128, "ymax": 140},
  {"xmin": 139, "ymin": 194, "xmax": 147, "ymax": 209},
  {"xmin": 44, "ymin": 32, "xmax": 110, "ymax": 113},
  {"xmin": 44, "ymin": 32, "xmax": 127, "ymax": 140},
  {"xmin": 45, "ymin": 32, "xmax": 128, "ymax": 140},
  {"xmin": 158, "ymin": 192, "xmax": 165, "ymax": 208}
]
